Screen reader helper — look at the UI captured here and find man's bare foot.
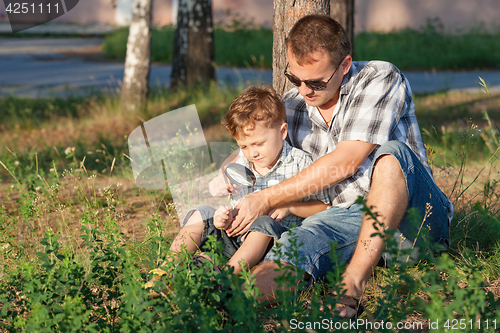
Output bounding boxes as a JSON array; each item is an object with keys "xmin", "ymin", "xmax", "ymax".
[
  {"xmin": 305, "ymin": 291, "xmax": 364, "ymax": 318},
  {"xmin": 334, "ymin": 294, "xmax": 364, "ymax": 318}
]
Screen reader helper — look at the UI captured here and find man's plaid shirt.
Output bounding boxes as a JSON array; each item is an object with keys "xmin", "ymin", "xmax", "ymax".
[
  {"xmin": 233, "ymin": 141, "xmax": 330, "ymax": 228},
  {"xmin": 283, "ymin": 61, "xmax": 431, "ymax": 208}
]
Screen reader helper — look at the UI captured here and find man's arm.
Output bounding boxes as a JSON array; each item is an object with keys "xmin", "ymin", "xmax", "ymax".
[
  {"xmin": 226, "ymin": 140, "xmax": 377, "ymax": 236},
  {"xmin": 269, "ymin": 200, "xmax": 329, "ymax": 221}
]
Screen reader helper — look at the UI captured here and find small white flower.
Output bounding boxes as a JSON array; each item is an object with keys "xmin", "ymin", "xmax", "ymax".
[{"xmin": 65, "ymin": 147, "xmax": 75, "ymax": 155}]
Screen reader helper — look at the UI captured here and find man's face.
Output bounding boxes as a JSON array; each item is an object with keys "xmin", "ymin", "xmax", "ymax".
[{"xmin": 287, "ymin": 48, "xmax": 351, "ymax": 110}]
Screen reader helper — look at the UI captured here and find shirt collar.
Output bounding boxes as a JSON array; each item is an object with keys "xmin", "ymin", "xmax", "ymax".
[
  {"xmin": 340, "ymin": 61, "xmax": 365, "ymax": 96},
  {"xmin": 303, "ymin": 62, "xmax": 358, "ymax": 129}
]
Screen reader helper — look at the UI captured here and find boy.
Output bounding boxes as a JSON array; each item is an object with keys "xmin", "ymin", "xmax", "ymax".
[{"xmin": 167, "ymin": 85, "xmax": 330, "ymax": 275}]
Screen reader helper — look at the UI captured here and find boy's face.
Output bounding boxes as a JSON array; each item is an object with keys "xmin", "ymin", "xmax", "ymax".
[{"xmin": 235, "ymin": 121, "xmax": 288, "ymax": 171}]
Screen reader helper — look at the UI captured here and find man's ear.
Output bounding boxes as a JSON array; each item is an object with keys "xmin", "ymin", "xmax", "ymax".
[
  {"xmin": 280, "ymin": 122, "xmax": 288, "ymax": 140},
  {"xmin": 342, "ymin": 55, "xmax": 352, "ymax": 75}
]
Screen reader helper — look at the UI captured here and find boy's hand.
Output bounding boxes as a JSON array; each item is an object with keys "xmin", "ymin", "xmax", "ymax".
[
  {"xmin": 209, "ymin": 169, "xmax": 242, "ymax": 197},
  {"xmin": 214, "ymin": 206, "xmax": 232, "ymax": 230},
  {"xmin": 209, "ymin": 170, "xmax": 231, "ymax": 197},
  {"xmin": 269, "ymin": 206, "xmax": 291, "ymax": 222}
]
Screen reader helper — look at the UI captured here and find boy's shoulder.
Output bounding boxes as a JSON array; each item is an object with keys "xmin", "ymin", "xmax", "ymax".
[{"xmin": 283, "ymin": 141, "xmax": 313, "ymax": 164}]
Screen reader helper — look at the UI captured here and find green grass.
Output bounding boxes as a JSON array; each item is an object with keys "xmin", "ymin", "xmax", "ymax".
[
  {"xmin": 0, "ymin": 83, "xmax": 241, "ymax": 181},
  {"xmin": 355, "ymin": 28, "xmax": 500, "ymax": 70},
  {"xmin": 103, "ymin": 23, "xmax": 500, "ymax": 70},
  {"xmin": 103, "ymin": 26, "xmax": 273, "ymax": 68},
  {"xmin": 0, "ymin": 95, "xmax": 101, "ymax": 130}
]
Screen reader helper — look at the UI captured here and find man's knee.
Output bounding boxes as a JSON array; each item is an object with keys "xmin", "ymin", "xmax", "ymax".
[
  {"xmin": 252, "ymin": 260, "xmax": 281, "ymax": 277},
  {"xmin": 371, "ymin": 141, "xmax": 417, "ymax": 181},
  {"xmin": 371, "ymin": 154, "xmax": 404, "ymax": 182}
]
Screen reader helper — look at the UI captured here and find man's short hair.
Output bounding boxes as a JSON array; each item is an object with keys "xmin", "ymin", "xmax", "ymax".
[
  {"xmin": 222, "ymin": 85, "xmax": 286, "ymax": 138},
  {"xmin": 286, "ymin": 14, "xmax": 351, "ymax": 66}
]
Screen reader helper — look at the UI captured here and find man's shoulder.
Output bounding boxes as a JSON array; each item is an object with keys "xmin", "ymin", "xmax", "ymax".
[
  {"xmin": 344, "ymin": 60, "xmax": 408, "ymax": 95},
  {"xmin": 350, "ymin": 60, "xmax": 402, "ymax": 80},
  {"xmin": 353, "ymin": 60, "xmax": 399, "ymax": 72},
  {"xmin": 282, "ymin": 87, "xmax": 301, "ymax": 101},
  {"xmin": 281, "ymin": 88, "xmax": 307, "ymax": 111}
]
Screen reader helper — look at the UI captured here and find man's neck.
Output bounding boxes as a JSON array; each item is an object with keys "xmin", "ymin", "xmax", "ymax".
[{"xmin": 317, "ymin": 92, "xmax": 340, "ymax": 125}]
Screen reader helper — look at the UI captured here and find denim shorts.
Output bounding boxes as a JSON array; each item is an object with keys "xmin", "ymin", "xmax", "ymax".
[
  {"xmin": 264, "ymin": 140, "xmax": 453, "ymax": 283},
  {"xmin": 182, "ymin": 205, "xmax": 288, "ymax": 258}
]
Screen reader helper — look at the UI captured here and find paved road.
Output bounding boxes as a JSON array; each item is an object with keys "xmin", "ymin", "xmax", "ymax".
[{"xmin": 1, "ymin": 38, "xmax": 499, "ymax": 98}]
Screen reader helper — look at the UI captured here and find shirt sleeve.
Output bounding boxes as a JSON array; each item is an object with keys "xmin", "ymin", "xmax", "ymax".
[
  {"xmin": 294, "ymin": 151, "xmax": 330, "ymax": 205},
  {"xmin": 338, "ymin": 62, "xmax": 410, "ymax": 145}
]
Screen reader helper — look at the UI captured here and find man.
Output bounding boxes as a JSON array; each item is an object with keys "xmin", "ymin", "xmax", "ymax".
[{"xmin": 210, "ymin": 14, "xmax": 453, "ymax": 318}]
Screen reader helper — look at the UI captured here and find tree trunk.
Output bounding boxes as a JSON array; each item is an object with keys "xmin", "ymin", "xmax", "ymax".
[
  {"xmin": 273, "ymin": 0, "xmax": 330, "ymax": 96},
  {"xmin": 171, "ymin": 0, "xmax": 215, "ymax": 88},
  {"xmin": 120, "ymin": 0, "xmax": 152, "ymax": 113},
  {"xmin": 330, "ymin": 0, "xmax": 354, "ymax": 59}
]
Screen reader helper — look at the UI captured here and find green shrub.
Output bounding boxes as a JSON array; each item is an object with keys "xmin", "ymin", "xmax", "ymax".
[
  {"xmin": 102, "ymin": 26, "xmax": 273, "ymax": 68},
  {"xmin": 103, "ymin": 21, "xmax": 500, "ymax": 70},
  {"xmin": 356, "ymin": 20, "xmax": 500, "ymax": 70}
]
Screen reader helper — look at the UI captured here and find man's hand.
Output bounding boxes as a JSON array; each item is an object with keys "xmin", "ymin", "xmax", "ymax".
[
  {"xmin": 269, "ymin": 206, "xmax": 291, "ymax": 222},
  {"xmin": 226, "ymin": 191, "xmax": 270, "ymax": 237}
]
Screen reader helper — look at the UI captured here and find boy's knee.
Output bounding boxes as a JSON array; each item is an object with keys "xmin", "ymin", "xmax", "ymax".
[{"xmin": 185, "ymin": 211, "xmax": 203, "ymax": 226}]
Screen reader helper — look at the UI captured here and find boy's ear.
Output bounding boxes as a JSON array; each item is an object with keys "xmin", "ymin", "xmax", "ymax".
[{"xmin": 280, "ymin": 122, "xmax": 288, "ymax": 140}]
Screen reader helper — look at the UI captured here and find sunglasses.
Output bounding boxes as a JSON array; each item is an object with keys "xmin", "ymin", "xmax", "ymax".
[{"xmin": 284, "ymin": 55, "xmax": 346, "ymax": 91}]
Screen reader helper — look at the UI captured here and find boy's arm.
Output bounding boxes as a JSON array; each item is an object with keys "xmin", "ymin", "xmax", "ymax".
[{"xmin": 270, "ymin": 200, "xmax": 329, "ymax": 221}]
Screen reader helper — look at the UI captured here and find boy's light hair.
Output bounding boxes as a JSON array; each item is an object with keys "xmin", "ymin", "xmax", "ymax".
[{"xmin": 222, "ymin": 85, "xmax": 286, "ymax": 139}]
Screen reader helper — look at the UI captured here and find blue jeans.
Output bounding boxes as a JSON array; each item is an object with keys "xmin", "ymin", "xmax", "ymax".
[
  {"xmin": 264, "ymin": 141, "xmax": 453, "ymax": 282},
  {"xmin": 182, "ymin": 205, "xmax": 289, "ymax": 259}
]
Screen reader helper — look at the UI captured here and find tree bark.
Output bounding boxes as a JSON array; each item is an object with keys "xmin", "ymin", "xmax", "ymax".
[
  {"xmin": 171, "ymin": 0, "xmax": 215, "ymax": 88},
  {"xmin": 330, "ymin": 0, "xmax": 354, "ymax": 59},
  {"xmin": 120, "ymin": 0, "xmax": 152, "ymax": 113},
  {"xmin": 272, "ymin": 0, "xmax": 330, "ymax": 96}
]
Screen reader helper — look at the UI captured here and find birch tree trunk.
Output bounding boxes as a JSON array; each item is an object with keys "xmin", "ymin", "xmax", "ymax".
[
  {"xmin": 273, "ymin": 0, "xmax": 330, "ymax": 96},
  {"xmin": 331, "ymin": 0, "xmax": 355, "ymax": 58},
  {"xmin": 171, "ymin": 0, "xmax": 215, "ymax": 87},
  {"xmin": 120, "ymin": 0, "xmax": 152, "ymax": 113}
]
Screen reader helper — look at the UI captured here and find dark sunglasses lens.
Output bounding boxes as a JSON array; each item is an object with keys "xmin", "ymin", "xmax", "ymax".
[
  {"xmin": 285, "ymin": 73, "xmax": 301, "ymax": 87},
  {"xmin": 285, "ymin": 73, "xmax": 327, "ymax": 91},
  {"xmin": 305, "ymin": 81, "xmax": 326, "ymax": 91}
]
